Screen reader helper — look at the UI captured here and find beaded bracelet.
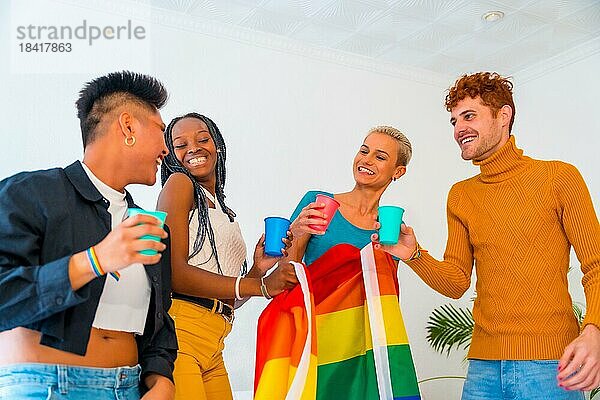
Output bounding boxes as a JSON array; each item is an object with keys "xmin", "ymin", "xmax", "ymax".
[
  {"xmin": 86, "ymin": 247, "xmax": 120, "ymax": 281},
  {"xmin": 260, "ymin": 276, "xmax": 272, "ymax": 300}
]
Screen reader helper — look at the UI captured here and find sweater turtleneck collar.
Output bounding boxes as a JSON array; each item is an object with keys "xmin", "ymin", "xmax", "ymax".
[{"xmin": 473, "ymin": 135, "xmax": 532, "ymax": 183}]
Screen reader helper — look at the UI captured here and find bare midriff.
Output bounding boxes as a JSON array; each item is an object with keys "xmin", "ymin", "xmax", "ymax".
[{"xmin": 0, "ymin": 327, "xmax": 137, "ymax": 367}]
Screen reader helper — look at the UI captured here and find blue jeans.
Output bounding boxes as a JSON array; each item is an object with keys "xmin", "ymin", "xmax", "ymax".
[
  {"xmin": 0, "ymin": 363, "xmax": 141, "ymax": 399},
  {"xmin": 462, "ymin": 360, "xmax": 584, "ymax": 400}
]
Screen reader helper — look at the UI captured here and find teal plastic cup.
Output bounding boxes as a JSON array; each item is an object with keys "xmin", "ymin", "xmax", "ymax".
[
  {"xmin": 127, "ymin": 208, "xmax": 167, "ymax": 255},
  {"xmin": 377, "ymin": 206, "xmax": 404, "ymax": 245},
  {"xmin": 264, "ymin": 217, "xmax": 291, "ymax": 257}
]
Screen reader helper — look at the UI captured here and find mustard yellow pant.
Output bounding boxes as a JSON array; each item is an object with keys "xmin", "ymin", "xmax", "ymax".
[{"xmin": 169, "ymin": 299, "xmax": 233, "ymax": 400}]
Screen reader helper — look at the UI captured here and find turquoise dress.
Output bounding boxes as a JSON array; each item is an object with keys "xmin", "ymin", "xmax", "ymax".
[{"xmin": 290, "ymin": 191, "xmax": 376, "ymax": 266}]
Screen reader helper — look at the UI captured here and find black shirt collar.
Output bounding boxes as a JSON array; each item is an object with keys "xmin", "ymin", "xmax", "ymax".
[{"xmin": 64, "ymin": 161, "xmax": 136, "ymax": 207}]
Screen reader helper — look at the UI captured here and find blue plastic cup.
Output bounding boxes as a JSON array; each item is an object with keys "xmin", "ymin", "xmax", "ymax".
[
  {"xmin": 264, "ymin": 216, "xmax": 291, "ymax": 257},
  {"xmin": 378, "ymin": 206, "xmax": 404, "ymax": 245},
  {"xmin": 127, "ymin": 208, "xmax": 168, "ymax": 256}
]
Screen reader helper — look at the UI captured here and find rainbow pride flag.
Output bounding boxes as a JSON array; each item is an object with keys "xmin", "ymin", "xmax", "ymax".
[{"xmin": 255, "ymin": 243, "xmax": 421, "ymax": 400}]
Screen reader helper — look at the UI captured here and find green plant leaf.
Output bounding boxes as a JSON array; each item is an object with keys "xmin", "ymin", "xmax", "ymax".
[
  {"xmin": 573, "ymin": 302, "xmax": 585, "ymax": 326},
  {"xmin": 590, "ymin": 387, "xmax": 600, "ymax": 399},
  {"xmin": 426, "ymin": 303, "xmax": 474, "ymax": 356}
]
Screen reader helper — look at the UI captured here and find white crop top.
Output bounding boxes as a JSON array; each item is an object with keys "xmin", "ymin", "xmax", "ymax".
[
  {"xmin": 82, "ymin": 163, "xmax": 151, "ymax": 334},
  {"xmin": 188, "ymin": 187, "xmax": 246, "ymax": 277}
]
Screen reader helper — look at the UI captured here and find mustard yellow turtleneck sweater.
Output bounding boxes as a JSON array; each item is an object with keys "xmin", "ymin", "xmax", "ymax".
[{"xmin": 408, "ymin": 135, "xmax": 600, "ymax": 360}]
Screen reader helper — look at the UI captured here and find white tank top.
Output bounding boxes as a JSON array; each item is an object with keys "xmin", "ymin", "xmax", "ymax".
[
  {"xmin": 188, "ymin": 187, "xmax": 246, "ymax": 277},
  {"xmin": 82, "ymin": 163, "xmax": 151, "ymax": 335}
]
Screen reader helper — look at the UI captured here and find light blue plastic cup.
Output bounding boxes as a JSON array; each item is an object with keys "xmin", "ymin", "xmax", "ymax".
[
  {"xmin": 264, "ymin": 217, "xmax": 291, "ymax": 257},
  {"xmin": 127, "ymin": 208, "xmax": 167, "ymax": 256},
  {"xmin": 377, "ymin": 206, "xmax": 404, "ymax": 245}
]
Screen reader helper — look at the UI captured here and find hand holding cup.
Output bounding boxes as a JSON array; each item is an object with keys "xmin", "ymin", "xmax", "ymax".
[
  {"xmin": 92, "ymin": 212, "xmax": 168, "ymax": 273},
  {"xmin": 289, "ymin": 194, "xmax": 339, "ymax": 237},
  {"xmin": 252, "ymin": 231, "xmax": 294, "ymax": 275},
  {"xmin": 377, "ymin": 206, "xmax": 404, "ymax": 245},
  {"xmin": 371, "ymin": 206, "xmax": 418, "ymax": 261},
  {"xmin": 264, "ymin": 217, "xmax": 291, "ymax": 257},
  {"xmin": 127, "ymin": 208, "xmax": 168, "ymax": 256}
]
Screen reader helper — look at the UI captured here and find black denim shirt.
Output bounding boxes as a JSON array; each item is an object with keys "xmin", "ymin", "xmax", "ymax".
[{"xmin": 0, "ymin": 161, "xmax": 177, "ymax": 387}]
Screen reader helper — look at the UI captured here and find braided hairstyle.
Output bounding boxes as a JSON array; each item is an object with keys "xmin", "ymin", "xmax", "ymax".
[{"xmin": 161, "ymin": 113, "xmax": 245, "ymax": 275}]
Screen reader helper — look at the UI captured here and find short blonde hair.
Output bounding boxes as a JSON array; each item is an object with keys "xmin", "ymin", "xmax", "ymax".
[{"xmin": 367, "ymin": 125, "xmax": 412, "ymax": 166}]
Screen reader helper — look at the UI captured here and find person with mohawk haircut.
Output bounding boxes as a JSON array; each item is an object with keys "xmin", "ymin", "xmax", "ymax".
[{"xmin": 0, "ymin": 71, "xmax": 177, "ymax": 400}]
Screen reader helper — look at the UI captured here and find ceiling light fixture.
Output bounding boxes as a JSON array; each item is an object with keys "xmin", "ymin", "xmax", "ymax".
[{"xmin": 482, "ymin": 11, "xmax": 505, "ymax": 22}]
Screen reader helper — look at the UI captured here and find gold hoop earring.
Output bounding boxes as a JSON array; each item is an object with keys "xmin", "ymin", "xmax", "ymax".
[{"xmin": 125, "ymin": 136, "xmax": 136, "ymax": 146}]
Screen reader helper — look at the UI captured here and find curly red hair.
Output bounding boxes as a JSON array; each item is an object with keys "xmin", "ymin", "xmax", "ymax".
[{"xmin": 445, "ymin": 72, "xmax": 515, "ymax": 133}]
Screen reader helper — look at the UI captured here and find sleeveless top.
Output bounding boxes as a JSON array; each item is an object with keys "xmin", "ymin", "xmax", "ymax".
[
  {"xmin": 290, "ymin": 190, "xmax": 375, "ymax": 266},
  {"xmin": 187, "ymin": 187, "xmax": 246, "ymax": 277}
]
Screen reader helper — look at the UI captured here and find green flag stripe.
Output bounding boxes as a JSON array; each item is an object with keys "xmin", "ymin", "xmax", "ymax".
[
  {"xmin": 388, "ymin": 345, "xmax": 420, "ymax": 397},
  {"xmin": 316, "ymin": 345, "xmax": 420, "ymax": 400}
]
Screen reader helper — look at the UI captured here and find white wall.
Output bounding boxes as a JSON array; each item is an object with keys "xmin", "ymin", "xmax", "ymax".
[
  {"xmin": 514, "ymin": 54, "xmax": 600, "ymax": 310},
  {"xmin": 1, "ymin": 2, "xmax": 598, "ymax": 399}
]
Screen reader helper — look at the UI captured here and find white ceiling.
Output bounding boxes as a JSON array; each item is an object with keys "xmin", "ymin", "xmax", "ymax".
[{"xmin": 117, "ymin": 0, "xmax": 600, "ymax": 82}]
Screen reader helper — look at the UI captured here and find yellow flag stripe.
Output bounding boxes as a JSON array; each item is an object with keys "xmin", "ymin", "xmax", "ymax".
[
  {"xmin": 255, "ymin": 355, "xmax": 318, "ymax": 400},
  {"xmin": 316, "ymin": 295, "xmax": 408, "ymax": 365}
]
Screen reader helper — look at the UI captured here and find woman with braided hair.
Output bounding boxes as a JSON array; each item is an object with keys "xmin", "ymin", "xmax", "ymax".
[{"xmin": 157, "ymin": 112, "xmax": 297, "ymax": 400}]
